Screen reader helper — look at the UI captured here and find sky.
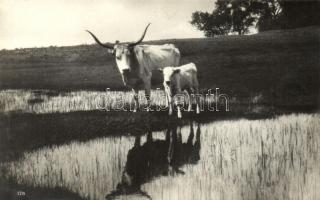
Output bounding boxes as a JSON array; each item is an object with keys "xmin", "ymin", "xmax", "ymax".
[{"xmin": 0, "ymin": 0, "xmax": 213, "ymax": 49}]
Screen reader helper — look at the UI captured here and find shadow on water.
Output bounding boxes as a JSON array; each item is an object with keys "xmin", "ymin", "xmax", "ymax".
[
  {"xmin": 0, "ymin": 111, "xmax": 170, "ymax": 162},
  {"xmin": 105, "ymin": 121, "xmax": 201, "ymax": 200}
]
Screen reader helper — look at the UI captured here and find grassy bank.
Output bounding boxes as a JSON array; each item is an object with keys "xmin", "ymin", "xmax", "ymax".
[{"xmin": 0, "ymin": 27, "xmax": 319, "ymax": 107}]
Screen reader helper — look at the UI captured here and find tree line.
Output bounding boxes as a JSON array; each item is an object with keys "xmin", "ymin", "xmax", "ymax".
[{"xmin": 191, "ymin": 0, "xmax": 320, "ymax": 36}]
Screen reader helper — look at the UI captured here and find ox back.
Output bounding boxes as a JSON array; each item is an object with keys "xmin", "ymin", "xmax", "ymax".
[{"xmin": 132, "ymin": 44, "xmax": 181, "ymax": 87}]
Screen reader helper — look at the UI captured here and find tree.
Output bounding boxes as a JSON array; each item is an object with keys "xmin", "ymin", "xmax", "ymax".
[
  {"xmin": 279, "ymin": 0, "xmax": 320, "ymax": 29},
  {"xmin": 191, "ymin": 0, "xmax": 263, "ymax": 36},
  {"xmin": 191, "ymin": 11, "xmax": 231, "ymax": 36},
  {"xmin": 255, "ymin": 0, "xmax": 282, "ymax": 31},
  {"xmin": 191, "ymin": 0, "xmax": 319, "ymax": 37}
]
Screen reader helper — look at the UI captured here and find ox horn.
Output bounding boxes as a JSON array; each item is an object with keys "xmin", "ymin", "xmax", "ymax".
[
  {"xmin": 129, "ymin": 23, "xmax": 151, "ymax": 47},
  {"xmin": 86, "ymin": 30, "xmax": 114, "ymax": 49}
]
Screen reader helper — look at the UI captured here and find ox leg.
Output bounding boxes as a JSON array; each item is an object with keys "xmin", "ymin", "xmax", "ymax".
[
  {"xmin": 165, "ymin": 92, "xmax": 169, "ymax": 107},
  {"xmin": 164, "ymin": 85, "xmax": 169, "ymax": 107},
  {"xmin": 132, "ymin": 88, "xmax": 139, "ymax": 112},
  {"xmin": 164, "ymin": 83, "xmax": 173, "ymax": 115},
  {"xmin": 169, "ymin": 99, "xmax": 173, "ymax": 115},
  {"xmin": 175, "ymin": 89, "xmax": 182, "ymax": 118},
  {"xmin": 144, "ymin": 83, "xmax": 151, "ymax": 112}
]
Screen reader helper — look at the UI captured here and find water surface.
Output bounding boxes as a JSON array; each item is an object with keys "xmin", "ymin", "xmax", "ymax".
[{"xmin": 2, "ymin": 114, "xmax": 319, "ymax": 200}]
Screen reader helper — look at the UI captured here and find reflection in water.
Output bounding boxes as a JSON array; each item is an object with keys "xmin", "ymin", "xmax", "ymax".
[
  {"xmin": 1, "ymin": 114, "xmax": 320, "ymax": 200},
  {"xmin": 105, "ymin": 122, "xmax": 201, "ymax": 199}
]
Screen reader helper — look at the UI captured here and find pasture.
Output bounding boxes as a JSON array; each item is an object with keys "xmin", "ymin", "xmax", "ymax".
[
  {"xmin": 0, "ymin": 26, "xmax": 319, "ymax": 200},
  {"xmin": 0, "ymin": 27, "xmax": 319, "ymax": 108}
]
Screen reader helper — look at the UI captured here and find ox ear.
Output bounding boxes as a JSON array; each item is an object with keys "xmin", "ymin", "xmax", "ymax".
[
  {"xmin": 173, "ymin": 69, "xmax": 180, "ymax": 74},
  {"xmin": 158, "ymin": 69, "xmax": 163, "ymax": 72},
  {"xmin": 107, "ymin": 49, "xmax": 115, "ymax": 54}
]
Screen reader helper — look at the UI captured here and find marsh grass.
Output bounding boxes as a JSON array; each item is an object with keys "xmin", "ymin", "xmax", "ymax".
[
  {"xmin": 144, "ymin": 114, "xmax": 320, "ymax": 200},
  {"xmin": 1, "ymin": 114, "xmax": 319, "ymax": 200},
  {"xmin": 2, "ymin": 136, "xmax": 135, "ymax": 200},
  {"xmin": 0, "ymin": 89, "xmax": 235, "ymax": 114},
  {"xmin": 0, "ymin": 89, "xmax": 166, "ymax": 113}
]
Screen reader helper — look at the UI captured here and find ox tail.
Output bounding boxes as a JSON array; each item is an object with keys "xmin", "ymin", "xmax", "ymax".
[{"xmin": 174, "ymin": 47, "xmax": 181, "ymax": 66}]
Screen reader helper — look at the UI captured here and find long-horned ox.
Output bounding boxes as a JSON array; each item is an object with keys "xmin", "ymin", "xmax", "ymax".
[{"xmin": 86, "ymin": 24, "xmax": 181, "ymax": 111}]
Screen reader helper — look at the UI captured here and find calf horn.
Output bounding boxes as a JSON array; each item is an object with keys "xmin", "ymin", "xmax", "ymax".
[
  {"xmin": 86, "ymin": 30, "xmax": 114, "ymax": 49},
  {"xmin": 129, "ymin": 23, "xmax": 151, "ymax": 47}
]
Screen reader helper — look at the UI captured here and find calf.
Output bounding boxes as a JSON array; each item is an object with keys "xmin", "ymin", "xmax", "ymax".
[{"xmin": 161, "ymin": 63, "xmax": 200, "ymax": 118}]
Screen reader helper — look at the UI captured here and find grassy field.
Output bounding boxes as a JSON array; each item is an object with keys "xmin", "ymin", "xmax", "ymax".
[
  {"xmin": 1, "ymin": 113, "xmax": 319, "ymax": 200},
  {"xmin": 0, "ymin": 26, "xmax": 319, "ymax": 108}
]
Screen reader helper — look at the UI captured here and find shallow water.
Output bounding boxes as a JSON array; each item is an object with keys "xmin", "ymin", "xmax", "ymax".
[{"xmin": 2, "ymin": 113, "xmax": 319, "ymax": 200}]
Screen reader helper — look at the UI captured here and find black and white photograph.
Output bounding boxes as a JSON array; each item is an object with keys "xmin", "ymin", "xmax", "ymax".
[{"xmin": 0, "ymin": 0, "xmax": 319, "ymax": 200}]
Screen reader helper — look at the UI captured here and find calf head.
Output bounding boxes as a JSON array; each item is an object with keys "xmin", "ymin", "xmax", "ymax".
[{"xmin": 161, "ymin": 67, "xmax": 180, "ymax": 86}]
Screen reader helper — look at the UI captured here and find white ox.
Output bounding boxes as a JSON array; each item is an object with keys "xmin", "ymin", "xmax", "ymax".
[
  {"xmin": 161, "ymin": 62, "xmax": 200, "ymax": 118},
  {"xmin": 86, "ymin": 24, "xmax": 180, "ymax": 111}
]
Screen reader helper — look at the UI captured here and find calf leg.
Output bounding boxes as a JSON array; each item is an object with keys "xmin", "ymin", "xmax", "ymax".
[
  {"xmin": 177, "ymin": 105, "xmax": 182, "ymax": 118},
  {"xmin": 187, "ymin": 88, "xmax": 194, "ymax": 112},
  {"xmin": 193, "ymin": 74, "xmax": 201, "ymax": 114},
  {"xmin": 195, "ymin": 87, "xmax": 200, "ymax": 114},
  {"xmin": 132, "ymin": 88, "xmax": 139, "ymax": 112}
]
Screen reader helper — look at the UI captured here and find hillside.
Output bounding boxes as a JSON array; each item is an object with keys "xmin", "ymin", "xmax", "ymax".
[{"xmin": 0, "ymin": 26, "xmax": 319, "ymax": 107}]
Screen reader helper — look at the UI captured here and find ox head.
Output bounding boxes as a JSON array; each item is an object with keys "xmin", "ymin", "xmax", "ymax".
[
  {"xmin": 105, "ymin": 171, "xmax": 151, "ymax": 200},
  {"xmin": 86, "ymin": 24, "xmax": 151, "ymax": 83},
  {"xmin": 161, "ymin": 67, "xmax": 180, "ymax": 86}
]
